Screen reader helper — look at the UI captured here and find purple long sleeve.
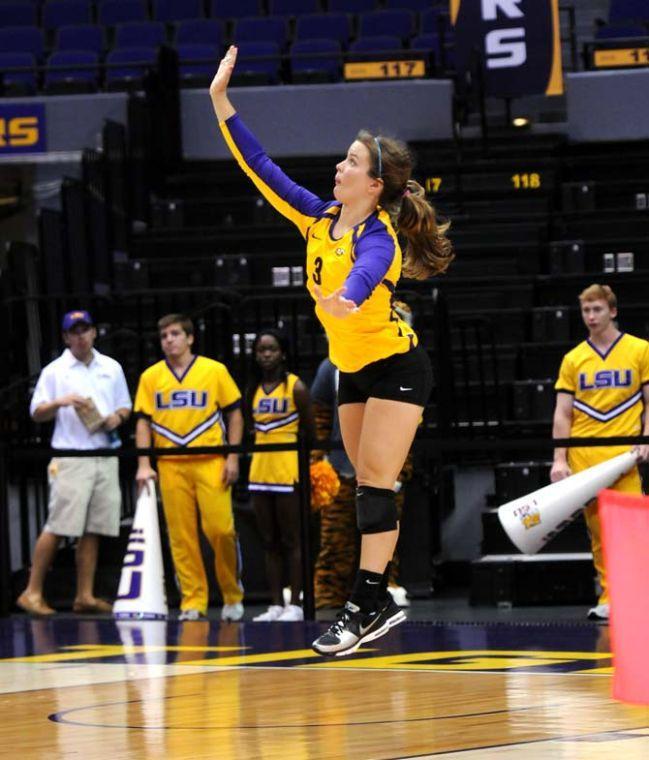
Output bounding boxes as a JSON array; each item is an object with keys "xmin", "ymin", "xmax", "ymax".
[
  {"xmin": 343, "ymin": 219, "xmax": 397, "ymax": 306},
  {"xmin": 220, "ymin": 113, "xmax": 330, "ymax": 234}
]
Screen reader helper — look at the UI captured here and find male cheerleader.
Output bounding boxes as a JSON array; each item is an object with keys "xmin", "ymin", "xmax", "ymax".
[
  {"xmin": 551, "ymin": 284, "xmax": 649, "ymax": 620},
  {"xmin": 134, "ymin": 314, "xmax": 245, "ymax": 621}
]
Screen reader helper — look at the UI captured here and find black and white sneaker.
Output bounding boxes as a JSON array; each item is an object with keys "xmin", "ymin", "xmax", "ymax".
[{"xmin": 312, "ymin": 597, "xmax": 406, "ymax": 657}]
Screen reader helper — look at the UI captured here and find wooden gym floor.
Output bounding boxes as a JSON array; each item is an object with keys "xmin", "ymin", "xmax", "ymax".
[{"xmin": 1, "ymin": 614, "xmax": 648, "ymax": 759}]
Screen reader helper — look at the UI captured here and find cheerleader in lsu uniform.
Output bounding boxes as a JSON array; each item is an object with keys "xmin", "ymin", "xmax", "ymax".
[
  {"xmin": 134, "ymin": 313, "xmax": 245, "ymax": 622},
  {"xmin": 246, "ymin": 329, "xmax": 314, "ymax": 622},
  {"xmin": 210, "ymin": 47, "xmax": 454, "ymax": 656},
  {"xmin": 551, "ymin": 284, "xmax": 649, "ymax": 622}
]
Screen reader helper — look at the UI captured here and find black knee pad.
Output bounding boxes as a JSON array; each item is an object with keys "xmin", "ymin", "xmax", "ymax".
[{"xmin": 356, "ymin": 486, "xmax": 397, "ymax": 534}]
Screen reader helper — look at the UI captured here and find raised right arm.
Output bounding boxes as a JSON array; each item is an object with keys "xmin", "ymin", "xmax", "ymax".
[{"xmin": 209, "ymin": 46, "xmax": 329, "ymax": 238}]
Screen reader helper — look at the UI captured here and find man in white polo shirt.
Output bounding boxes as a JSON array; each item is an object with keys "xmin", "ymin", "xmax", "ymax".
[{"xmin": 17, "ymin": 310, "xmax": 132, "ymax": 616}]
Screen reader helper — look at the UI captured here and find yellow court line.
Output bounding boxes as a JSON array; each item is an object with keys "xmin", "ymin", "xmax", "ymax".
[
  {"xmin": 0, "ymin": 647, "xmax": 613, "ymax": 673},
  {"xmin": 0, "ymin": 644, "xmax": 248, "ymax": 664},
  {"xmin": 177, "ymin": 649, "xmax": 322, "ymax": 667},
  {"xmin": 303, "ymin": 650, "xmax": 612, "ymax": 670}
]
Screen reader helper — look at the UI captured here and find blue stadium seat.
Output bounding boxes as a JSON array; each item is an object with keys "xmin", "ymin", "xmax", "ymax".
[
  {"xmin": 45, "ymin": 50, "xmax": 99, "ymax": 92},
  {"xmin": 234, "ymin": 17, "xmax": 288, "ymax": 48},
  {"xmin": 410, "ymin": 32, "xmax": 450, "ymax": 70},
  {"xmin": 177, "ymin": 42, "xmax": 219, "ymax": 84},
  {"xmin": 411, "ymin": 33, "xmax": 440, "ymax": 58},
  {"xmin": 328, "ymin": 0, "xmax": 377, "ymax": 13},
  {"xmin": 0, "ymin": 26, "xmax": 44, "ymax": 58},
  {"xmin": 233, "ymin": 40, "xmax": 280, "ymax": 84},
  {"xmin": 269, "ymin": 0, "xmax": 320, "ymax": 17},
  {"xmin": 295, "ymin": 13, "xmax": 350, "ymax": 46},
  {"xmin": 0, "ymin": 3, "xmax": 37, "ymax": 28},
  {"xmin": 349, "ymin": 35, "xmax": 403, "ymax": 57},
  {"xmin": 115, "ymin": 21, "xmax": 166, "ymax": 49},
  {"xmin": 596, "ymin": 24, "xmax": 648, "ymax": 39},
  {"xmin": 57, "ymin": 24, "xmax": 104, "ymax": 54},
  {"xmin": 609, "ymin": 0, "xmax": 649, "ymax": 23},
  {"xmin": 99, "ymin": 0, "xmax": 148, "ymax": 27},
  {"xmin": 105, "ymin": 46, "xmax": 157, "ymax": 88},
  {"xmin": 175, "ymin": 18, "xmax": 223, "ymax": 47},
  {"xmin": 42, "ymin": 1, "xmax": 92, "ymax": 31},
  {"xmin": 358, "ymin": 9, "xmax": 414, "ymax": 40},
  {"xmin": 420, "ymin": 7, "xmax": 450, "ymax": 35},
  {"xmin": 154, "ymin": 0, "xmax": 203, "ymax": 23},
  {"xmin": 291, "ymin": 39, "xmax": 340, "ymax": 82},
  {"xmin": 385, "ymin": 0, "xmax": 434, "ymax": 10},
  {"xmin": 0, "ymin": 51, "xmax": 36, "ymax": 94},
  {"xmin": 210, "ymin": 0, "xmax": 261, "ymax": 21}
]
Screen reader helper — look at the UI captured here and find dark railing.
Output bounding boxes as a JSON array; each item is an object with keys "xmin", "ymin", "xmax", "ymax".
[
  {"xmin": 0, "ymin": 437, "xmax": 317, "ymax": 619},
  {"xmin": 2, "ymin": 430, "xmax": 647, "ymax": 619}
]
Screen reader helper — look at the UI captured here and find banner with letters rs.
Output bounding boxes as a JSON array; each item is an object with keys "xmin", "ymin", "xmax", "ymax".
[
  {"xmin": 0, "ymin": 103, "xmax": 47, "ymax": 154},
  {"xmin": 450, "ymin": 0, "xmax": 563, "ymax": 98}
]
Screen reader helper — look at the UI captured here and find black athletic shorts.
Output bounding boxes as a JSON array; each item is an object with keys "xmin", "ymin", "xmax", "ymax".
[{"xmin": 337, "ymin": 345, "xmax": 433, "ymax": 407}]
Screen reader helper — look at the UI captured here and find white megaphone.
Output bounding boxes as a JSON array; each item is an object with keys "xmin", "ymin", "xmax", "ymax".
[
  {"xmin": 113, "ymin": 481, "xmax": 168, "ymax": 620},
  {"xmin": 498, "ymin": 450, "xmax": 638, "ymax": 555}
]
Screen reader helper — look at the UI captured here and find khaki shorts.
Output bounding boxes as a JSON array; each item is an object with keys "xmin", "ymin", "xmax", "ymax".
[{"xmin": 45, "ymin": 457, "xmax": 121, "ymax": 537}]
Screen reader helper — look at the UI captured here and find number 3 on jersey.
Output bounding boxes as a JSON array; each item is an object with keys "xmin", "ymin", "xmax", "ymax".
[{"xmin": 312, "ymin": 256, "xmax": 323, "ymax": 285}]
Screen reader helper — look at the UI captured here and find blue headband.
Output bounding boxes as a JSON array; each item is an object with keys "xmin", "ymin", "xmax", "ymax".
[{"xmin": 374, "ymin": 137, "xmax": 383, "ymax": 179}]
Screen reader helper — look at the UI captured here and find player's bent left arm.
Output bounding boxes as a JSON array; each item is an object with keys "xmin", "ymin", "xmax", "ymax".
[
  {"xmin": 343, "ymin": 229, "xmax": 396, "ymax": 307},
  {"xmin": 315, "ymin": 232, "xmax": 396, "ymax": 319}
]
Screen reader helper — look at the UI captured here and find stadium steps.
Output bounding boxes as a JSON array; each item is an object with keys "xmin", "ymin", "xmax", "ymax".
[{"xmin": 470, "ymin": 553, "xmax": 597, "ymax": 606}]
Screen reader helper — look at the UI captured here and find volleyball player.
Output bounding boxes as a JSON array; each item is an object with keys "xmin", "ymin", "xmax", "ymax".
[{"xmin": 210, "ymin": 47, "xmax": 453, "ymax": 656}]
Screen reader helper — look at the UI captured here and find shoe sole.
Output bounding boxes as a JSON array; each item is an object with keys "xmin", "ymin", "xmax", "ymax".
[{"xmin": 312, "ymin": 609, "xmax": 407, "ymax": 658}]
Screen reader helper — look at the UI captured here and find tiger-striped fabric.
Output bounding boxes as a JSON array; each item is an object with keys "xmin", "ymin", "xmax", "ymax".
[{"xmin": 312, "ymin": 398, "xmax": 413, "ymax": 608}]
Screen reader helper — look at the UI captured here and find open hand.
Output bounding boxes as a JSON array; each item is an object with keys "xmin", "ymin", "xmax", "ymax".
[
  {"xmin": 313, "ymin": 285, "xmax": 358, "ymax": 319},
  {"xmin": 210, "ymin": 45, "xmax": 237, "ymax": 99}
]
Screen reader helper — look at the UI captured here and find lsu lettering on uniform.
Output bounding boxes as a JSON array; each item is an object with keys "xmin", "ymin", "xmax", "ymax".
[
  {"xmin": 555, "ymin": 332, "xmax": 649, "ymax": 604},
  {"xmin": 134, "ymin": 356, "xmax": 244, "ymax": 613},
  {"xmin": 219, "ymin": 114, "xmax": 416, "ymax": 374},
  {"xmin": 249, "ymin": 374, "xmax": 300, "ymax": 493}
]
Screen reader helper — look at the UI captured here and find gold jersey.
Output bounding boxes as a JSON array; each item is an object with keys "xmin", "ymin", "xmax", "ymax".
[
  {"xmin": 134, "ymin": 356, "xmax": 241, "ymax": 449},
  {"xmin": 249, "ymin": 373, "xmax": 300, "ymax": 491},
  {"xmin": 555, "ymin": 332, "xmax": 649, "ymax": 466},
  {"xmin": 220, "ymin": 113, "xmax": 416, "ymax": 373}
]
